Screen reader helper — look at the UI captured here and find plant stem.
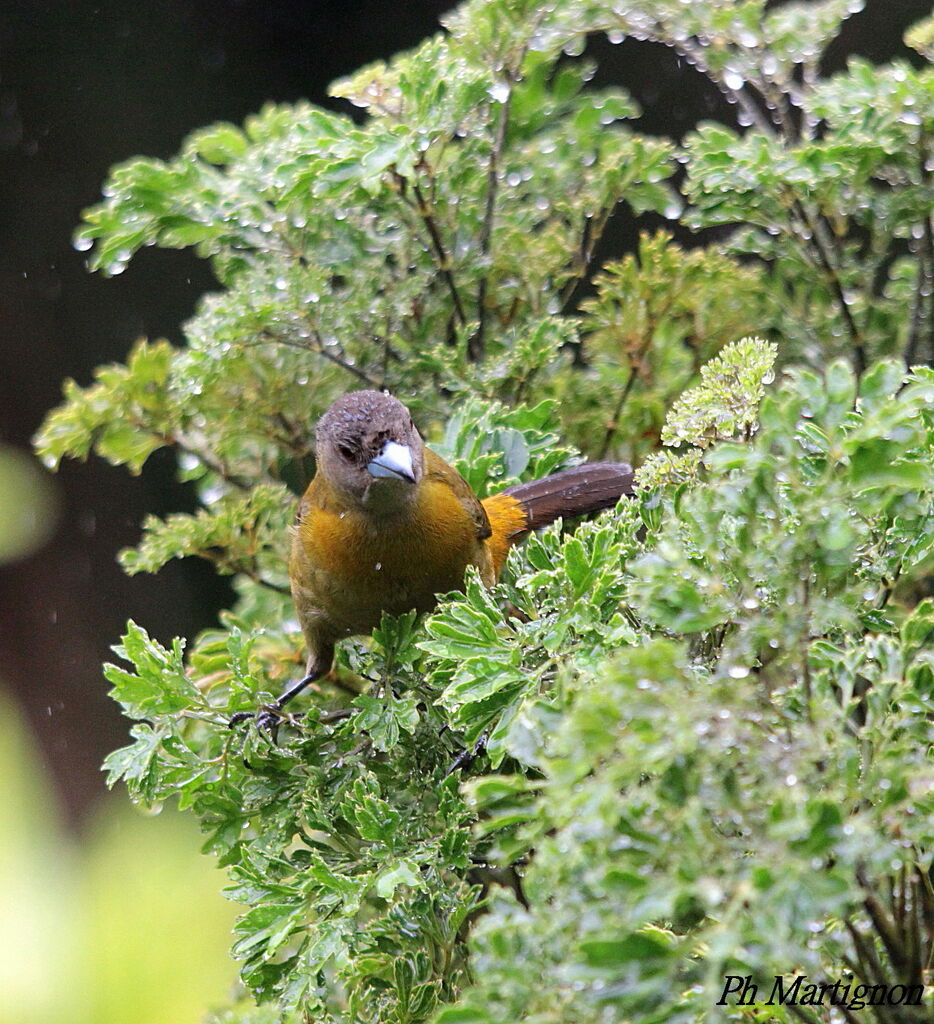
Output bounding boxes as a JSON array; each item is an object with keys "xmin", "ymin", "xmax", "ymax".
[
  {"xmin": 792, "ymin": 198, "xmax": 867, "ymax": 377},
  {"xmin": 471, "ymin": 83, "xmax": 513, "ymax": 363},
  {"xmin": 597, "ymin": 337, "xmax": 651, "ymax": 459},
  {"xmin": 905, "ymin": 139, "xmax": 934, "ymax": 369},
  {"xmin": 559, "ymin": 204, "xmax": 614, "ymax": 316},
  {"xmin": 410, "ymin": 173, "xmax": 468, "ymax": 327}
]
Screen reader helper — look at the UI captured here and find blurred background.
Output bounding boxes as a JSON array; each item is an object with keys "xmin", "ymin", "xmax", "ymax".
[{"xmin": 0, "ymin": 1, "xmax": 928, "ymax": 1022}]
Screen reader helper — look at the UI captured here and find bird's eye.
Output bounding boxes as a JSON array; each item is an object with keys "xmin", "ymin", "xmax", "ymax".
[{"xmin": 337, "ymin": 442, "xmax": 356, "ymax": 461}]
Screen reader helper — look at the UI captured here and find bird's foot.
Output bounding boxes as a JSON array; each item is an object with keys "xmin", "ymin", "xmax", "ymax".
[
  {"xmin": 446, "ymin": 732, "xmax": 488, "ymax": 776},
  {"xmin": 227, "ymin": 672, "xmax": 320, "ymax": 736},
  {"xmin": 228, "ymin": 703, "xmax": 305, "ymax": 744}
]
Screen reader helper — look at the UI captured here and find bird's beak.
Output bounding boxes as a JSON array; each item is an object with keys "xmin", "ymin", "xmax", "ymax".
[{"xmin": 367, "ymin": 441, "xmax": 416, "ymax": 483}]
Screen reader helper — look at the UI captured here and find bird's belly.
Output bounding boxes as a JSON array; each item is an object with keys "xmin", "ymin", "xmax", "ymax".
[{"xmin": 292, "ymin": 503, "xmax": 484, "ymax": 638}]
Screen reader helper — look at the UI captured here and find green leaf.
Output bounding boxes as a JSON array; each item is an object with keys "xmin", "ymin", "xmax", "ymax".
[
  {"xmin": 375, "ymin": 859, "xmax": 423, "ymax": 898},
  {"xmin": 105, "ymin": 621, "xmax": 202, "ymax": 717},
  {"xmin": 579, "ymin": 930, "xmax": 676, "ymax": 968}
]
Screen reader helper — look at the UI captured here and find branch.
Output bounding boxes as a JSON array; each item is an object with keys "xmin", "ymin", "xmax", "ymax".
[
  {"xmin": 856, "ymin": 867, "xmax": 907, "ymax": 973},
  {"xmin": 559, "ymin": 203, "xmax": 616, "ymax": 316},
  {"xmin": 196, "ymin": 547, "xmax": 290, "ymax": 595},
  {"xmin": 757, "ymin": 76, "xmax": 797, "ymax": 140},
  {"xmin": 867, "ymin": 239, "xmax": 902, "ymax": 306},
  {"xmin": 905, "ymin": 138, "xmax": 934, "ymax": 369},
  {"xmin": 170, "ymin": 428, "xmax": 254, "ymax": 490},
  {"xmin": 318, "ymin": 707, "xmax": 356, "ymax": 724},
  {"xmin": 308, "ymin": 333, "xmax": 383, "ymax": 388},
  {"xmin": 843, "ymin": 919, "xmax": 904, "ymax": 1024},
  {"xmin": 326, "ymin": 669, "xmax": 366, "ymax": 698},
  {"xmin": 597, "ymin": 334, "xmax": 652, "ymax": 459},
  {"xmin": 844, "ymin": 918, "xmax": 886, "ymax": 985},
  {"xmin": 907, "ymin": 871, "xmax": 924, "ymax": 988},
  {"xmin": 675, "ymin": 36, "xmax": 777, "ymax": 138},
  {"xmin": 791, "ymin": 198, "xmax": 868, "ymax": 377},
  {"xmin": 243, "ymin": 570, "xmax": 290, "ymax": 596},
  {"xmin": 799, "ymin": 61, "xmax": 821, "ymax": 141},
  {"xmin": 408, "ymin": 171, "xmax": 468, "ymax": 327},
  {"xmin": 470, "ymin": 83, "xmax": 514, "ymax": 362},
  {"xmin": 259, "ymin": 327, "xmax": 382, "ymax": 389}
]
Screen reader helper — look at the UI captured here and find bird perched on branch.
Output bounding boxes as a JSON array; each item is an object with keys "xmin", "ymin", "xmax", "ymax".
[{"xmin": 234, "ymin": 390, "xmax": 633, "ymax": 726}]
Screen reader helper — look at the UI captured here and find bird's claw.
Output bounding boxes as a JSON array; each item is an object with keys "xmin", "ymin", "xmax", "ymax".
[
  {"xmin": 256, "ymin": 708, "xmax": 284, "ymax": 739},
  {"xmin": 228, "ymin": 703, "xmax": 296, "ymax": 743},
  {"xmin": 445, "ymin": 732, "xmax": 488, "ymax": 776}
]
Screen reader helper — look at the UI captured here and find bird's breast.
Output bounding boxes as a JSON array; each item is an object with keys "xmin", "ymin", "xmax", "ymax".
[{"xmin": 290, "ymin": 479, "xmax": 492, "ymax": 638}]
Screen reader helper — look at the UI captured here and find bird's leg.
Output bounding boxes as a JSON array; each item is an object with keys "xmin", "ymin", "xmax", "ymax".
[
  {"xmin": 227, "ymin": 672, "xmax": 319, "ymax": 735},
  {"xmin": 252, "ymin": 674, "xmax": 319, "ymax": 735},
  {"xmin": 229, "ymin": 643, "xmax": 334, "ymax": 732},
  {"xmin": 445, "ymin": 731, "xmax": 488, "ymax": 776}
]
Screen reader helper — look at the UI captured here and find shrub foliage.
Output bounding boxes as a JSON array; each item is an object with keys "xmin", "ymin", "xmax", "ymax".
[{"xmin": 36, "ymin": 1, "xmax": 934, "ymax": 1021}]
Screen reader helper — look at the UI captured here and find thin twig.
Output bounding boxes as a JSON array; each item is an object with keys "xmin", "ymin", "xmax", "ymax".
[
  {"xmin": 410, "ymin": 173, "xmax": 468, "ymax": 326},
  {"xmin": 313, "ymin": 340, "xmax": 381, "ymax": 387},
  {"xmin": 857, "ymin": 870, "xmax": 907, "ymax": 973},
  {"xmin": 302, "ymin": 321, "xmax": 383, "ymax": 388},
  {"xmin": 905, "ymin": 137, "xmax": 934, "ymax": 368},
  {"xmin": 908, "ymin": 870, "xmax": 923, "ymax": 988},
  {"xmin": 791, "ymin": 198, "xmax": 867, "ymax": 377},
  {"xmin": 834, "ymin": 1000, "xmax": 865, "ymax": 1024},
  {"xmin": 259, "ymin": 326, "xmax": 382, "ymax": 389},
  {"xmin": 318, "ymin": 707, "xmax": 356, "ymax": 724},
  {"xmin": 799, "ymin": 61, "xmax": 821, "ymax": 141},
  {"xmin": 470, "ymin": 81, "xmax": 514, "ymax": 362},
  {"xmin": 326, "ymin": 672, "xmax": 365, "ymax": 698},
  {"xmin": 895, "ymin": 863, "xmax": 907, "ymax": 943},
  {"xmin": 844, "ymin": 919, "xmax": 878, "ymax": 982},
  {"xmin": 844, "ymin": 919, "xmax": 891, "ymax": 1016},
  {"xmin": 597, "ymin": 337, "xmax": 650, "ymax": 459},
  {"xmin": 677, "ymin": 36, "xmax": 776, "ymax": 137},
  {"xmin": 248, "ymin": 573, "xmax": 290, "ymax": 596},
  {"xmin": 800, "ymin": 574, "xmax": 813, "ymax": 720},
  {"xmin": 559, "ymin": 204, "xmax": 615, "ymax": 316},
  {"xmin": 867, "ymin": 240, "xmax": 902, "ymax": 308},
  {"xmin": 170, "ymin": 429, "xmax": 254, "ymax": 490},
  {"xmin": 905, "ymin": 234, "xmax": 928, "ymax": 368},
  {"xmin": 764, "ymin": 80, "xmax": 798, "ymax": 143}
]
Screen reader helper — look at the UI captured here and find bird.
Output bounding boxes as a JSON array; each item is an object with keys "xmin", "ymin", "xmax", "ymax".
[{"xmin": 234, "ymin": 390, "xmax": 634, "ymax": 727}]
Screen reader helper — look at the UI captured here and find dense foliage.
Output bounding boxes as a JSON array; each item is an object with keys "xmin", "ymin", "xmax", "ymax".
[{"xmin": 36, "ymin": 1, "xmax": 934, "ymax": 1022}]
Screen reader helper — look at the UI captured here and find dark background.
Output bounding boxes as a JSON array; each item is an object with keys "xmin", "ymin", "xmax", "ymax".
[{"xmin": 0, "ymin": 0, "xmax": 927, "ymax": 823}]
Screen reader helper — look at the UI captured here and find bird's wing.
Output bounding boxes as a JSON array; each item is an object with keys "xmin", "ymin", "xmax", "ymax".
[{"xmin": 423, "ymin": 448, "xmax": 492, "ymax": 541}]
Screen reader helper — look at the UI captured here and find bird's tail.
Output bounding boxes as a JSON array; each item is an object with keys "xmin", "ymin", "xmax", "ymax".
[
  {"xmin": 480, "ymin": 462, "xmax": 634, "ymax": 579},
  {"xmin": 502, "ymin": 461, "xmax": 635, "ymax": 534}
]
